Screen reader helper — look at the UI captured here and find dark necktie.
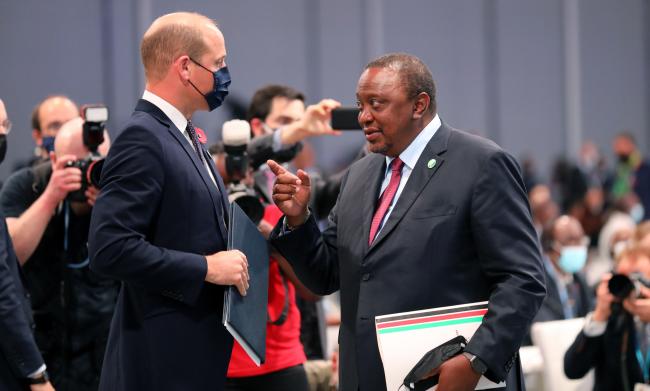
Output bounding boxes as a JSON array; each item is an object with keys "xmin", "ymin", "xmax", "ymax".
[
  {"xmin": 186, "ymin": 120, "xmax": 204, "ymax": 163},
  {"xmin": 368, "ymin": 157, "xmax": 404, "ymax": 245}
]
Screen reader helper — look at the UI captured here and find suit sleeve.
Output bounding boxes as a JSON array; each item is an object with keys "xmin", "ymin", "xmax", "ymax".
[
  {"xmin": 0, "ymin": 220, "xmax": 44, "ymax": 378},
  {"xmin": 88, "ymin": 125, "xmax": 207, "ymax": 305},
  {"xmin": 269, "ymin": 171, "xmax": 349, "ymax": 295},
  {"xmin": 465, "ymin": 149, "xmax": 547, "ymax": 382}
]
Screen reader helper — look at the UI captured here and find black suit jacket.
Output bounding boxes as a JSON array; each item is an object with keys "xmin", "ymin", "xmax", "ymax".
[
  {"xmin": 271, "ymin": 123, "xmax": 546, "ymax": 390},
  {"xmin": 565, "ymin": 312, "xmax": 643, "ymax": 391},
  {"xmin": 0, "ymin": 212, "xmax": 44, "ymax": 390},
  {"xmin": 89, "ymin": 100, "xmax": 233, "ymax": 390}
]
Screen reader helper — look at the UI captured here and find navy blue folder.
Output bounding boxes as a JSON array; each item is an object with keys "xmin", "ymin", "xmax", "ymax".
[{"xmin": 223, "ymin": 203, "xmax": 269, "ymax": 365}]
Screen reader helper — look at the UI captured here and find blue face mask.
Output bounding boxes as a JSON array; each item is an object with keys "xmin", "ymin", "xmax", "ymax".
[
  {"xmin": 631, "ymin": 203, "xmax": 645, "ymax": 224},
  {"xmin": 189, "ymin": 59, "xmax": 231, "ymax": 111},
  {"xmin": 41, "ymin": 136, "xmax": 55, "ymax": 153},
  {"xmin": 558, "ymin": 245, "xmax": 588, "ymax": 274}
]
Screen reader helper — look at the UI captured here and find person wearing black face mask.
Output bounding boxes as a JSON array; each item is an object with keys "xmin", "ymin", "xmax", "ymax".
[
  {"xmin": 612, "ymin": 132, "xmax": 650, "ymax": 222},
  {"xmin": 88, "ymin": 12, "xmax": 250, "ymax": 391},
  {"xmin": 12, "ymin": 96, "xmax": 79, "ymax": 174},
  {"xmin": 0, "ymin": 98, "xmax": 55, "ymax": 391}
]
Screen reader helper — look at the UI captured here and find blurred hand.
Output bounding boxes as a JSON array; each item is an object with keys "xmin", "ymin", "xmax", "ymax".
[
  {"xmin": 30, "ymin": 381, "xmax": 55, "ymax": 391},
  {"xmin": 280, "ymin": 99, "xmax": 342, "ymax": 144},
  {"xmin": 624, "ymin": 285, "xmax": 650, "ymax": 323},
  {"xmin": 267, "ymin": 160, "xmax": 310, "ymax": 227},
  {"xmin": 432, "ymin": 354, "xmax": 481, "ymax": 391},
  {"xmin": 85, "ymin": 186, "xmax": 100, "ymax": 207},
  {"xmin": 593, "ymin": 273, "xmax": 615, "ymax": 322},
  {"xmin": 205, "ymin": 250, "xmax": 249, "ymax": 296},
  {"xmin": 43, "ymin": 152, "xmax": 82, "ymax": 205}
]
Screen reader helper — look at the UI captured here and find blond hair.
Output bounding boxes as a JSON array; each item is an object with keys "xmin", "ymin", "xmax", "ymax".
[{"xmin": 140, "ymin": 12, "xmax": 216, "ymax": 82}]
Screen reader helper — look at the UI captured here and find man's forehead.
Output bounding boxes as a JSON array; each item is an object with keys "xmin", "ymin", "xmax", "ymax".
[
  {"xmin": 41, "ymin": 98, "xmax": 77, "ymax": 117},
  {"xmin": 269, "ymin": 97, "xmax": 303, "ymax": 114},
  {"xmin": 356, "ymin": 68, "xmax": 401, "ymax": 94}
]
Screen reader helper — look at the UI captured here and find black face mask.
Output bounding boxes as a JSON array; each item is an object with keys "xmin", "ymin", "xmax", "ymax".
[
  {"xmin": 0, "ymin": 134, "xmax": 7, "ymax": 165},
  {"xmin": 618, "ymin": 154, "xmax": 631, "ymax": 164}
]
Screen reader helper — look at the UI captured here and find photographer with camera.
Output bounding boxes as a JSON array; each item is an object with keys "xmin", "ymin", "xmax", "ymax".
[
  {"xmin": 209, "ymin": 120, "xmax": 327, "ymax": 391},
  {"xmin": 565, "ymin": 246, "xmax": 650, "ymax": 390},
  {"xmin": 0, "ymin": 115, "xmax": 117, "ymax": 390}
]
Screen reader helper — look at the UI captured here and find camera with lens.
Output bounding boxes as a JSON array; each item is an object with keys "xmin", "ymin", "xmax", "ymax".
[
  {"xmin": 221, "ymin": 120, "xmax": 264, "ymax": 225},
  {"xmin": 65, "ymin": 105, "xmax": 108, "ymax": 203},
  {"xmin": 608, "ymin": 272, "xmax": 650, "ymax": 300}
]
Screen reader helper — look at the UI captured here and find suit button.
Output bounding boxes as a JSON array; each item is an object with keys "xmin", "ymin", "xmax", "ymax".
[{"xmin": 362, "ymin": 273, "xmax": 371, "ymax": 281}]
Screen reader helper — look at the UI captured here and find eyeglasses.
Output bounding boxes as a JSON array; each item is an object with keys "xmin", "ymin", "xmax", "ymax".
[{"xmin": 0, "ymin": 118, "xmax": 11, "ymax": 135}]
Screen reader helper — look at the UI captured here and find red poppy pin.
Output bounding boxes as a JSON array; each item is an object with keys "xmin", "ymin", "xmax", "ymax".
[{"xmin": 195, "ymin": 127, "xmax": 207, "ymax": 144}]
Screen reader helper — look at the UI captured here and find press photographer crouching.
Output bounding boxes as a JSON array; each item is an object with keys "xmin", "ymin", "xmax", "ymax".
[
  {"xmin": 564, "ymin": 246, "xmax": 650, "ymax": 391},
  {"xmin": 0, "ymin": 111, "xmax": 118, "ymax": 390}
]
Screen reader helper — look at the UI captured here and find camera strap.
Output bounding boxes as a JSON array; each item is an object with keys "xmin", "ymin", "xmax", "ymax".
[{"xmin": 63, "ymin": 202, "xmax": 89, "ymax": 269}]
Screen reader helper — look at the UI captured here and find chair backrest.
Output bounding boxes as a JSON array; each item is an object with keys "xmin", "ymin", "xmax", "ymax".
[{"xmin": 531, "ymin": 317, "xmax": 594, "ymax": 391}]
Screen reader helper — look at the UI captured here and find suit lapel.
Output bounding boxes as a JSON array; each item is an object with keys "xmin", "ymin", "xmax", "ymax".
[
  {"xmin": 202, "ymin": 147, "xmax": 231, "ymax": 230},
  {"xmin": 135, "ymin": 100, "xmax": 229, "ymax": 239},
  {"xmin": 361, "ymin": 155, "xmax": 389, "ymax": 257},
  {"xmin": 366, "ymin": 123, "xmax": 451, "ymax": 254}
]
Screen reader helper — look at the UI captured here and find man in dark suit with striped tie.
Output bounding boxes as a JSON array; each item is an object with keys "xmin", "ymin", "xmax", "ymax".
[
  {"xmin": 89, "ymin": 12, "xmax": 249, "ymax": 391},
  {"xmin": 268, "ymin": 53, "xmax": 546, "ymax": 391}
]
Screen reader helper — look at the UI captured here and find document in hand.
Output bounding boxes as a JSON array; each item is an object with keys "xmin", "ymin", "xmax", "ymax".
[
  {"xmin": 375, "ymin": 301, "xmax": 505, "ymax": 390},
  {"xmin": 223, "ymin": 203, "xmax": 269, "ymax": 366}
]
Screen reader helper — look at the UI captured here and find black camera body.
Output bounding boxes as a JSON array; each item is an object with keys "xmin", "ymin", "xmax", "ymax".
[
  {"xmin": 608, "ymin": 273, "xmax": 650, "ymax": 299},
  {"xmin": 65, "ymin": 157, "xmax": 105, "ymax": 203},
  {"xmin": 222, "ymin": 120, "xmax": 264, "ymax": 224}
]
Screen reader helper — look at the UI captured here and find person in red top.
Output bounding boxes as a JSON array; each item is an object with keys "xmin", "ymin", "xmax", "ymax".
[{"xmin": 225, "ymin": 205, "xmax": 310, "ymax": 391}]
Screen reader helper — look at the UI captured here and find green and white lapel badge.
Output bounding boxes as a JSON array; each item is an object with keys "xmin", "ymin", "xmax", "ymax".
[{"xmin": 427, "ymin": 158, "xmax": 437, "ymax": 169}]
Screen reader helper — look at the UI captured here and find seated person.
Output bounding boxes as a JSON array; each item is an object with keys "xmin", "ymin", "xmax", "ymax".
[
  {"xmin": 564, "ymin": 246, "xmax": 650, "ymax": 390},
  {"xmin": 535, "ymin": 215, "xmax": 593, "ymax": 322}
]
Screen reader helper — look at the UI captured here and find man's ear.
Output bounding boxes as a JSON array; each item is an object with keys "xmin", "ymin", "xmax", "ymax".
[
  {"xmin": 32, "ymin": 129, "xmax": 42, "ymax": 144},
  {"xmin": 49, "ymin": 151, "xmax": 57, "ymax": 168},
  {"xmin": 175, "ymin": 55, "xmax": 192, "ymax": 84},
  {"xmin": 250, "ymin": 118, "xmax": 265, "ymax": 138},
  {"xmin": 412, "ymin": 92, "xmax": 431, "ymax": 119}
]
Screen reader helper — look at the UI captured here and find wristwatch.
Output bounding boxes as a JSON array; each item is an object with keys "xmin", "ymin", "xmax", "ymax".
[
  {"xmin": 462, "ymin": 352, "xmax": 488, "ymax": 375},
  {"xmin": 27, "ymin": 370, "xmax": 49, "ymax": 385}
]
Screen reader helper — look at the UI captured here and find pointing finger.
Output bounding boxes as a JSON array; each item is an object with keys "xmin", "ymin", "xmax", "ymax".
[{"xmin": 267, "ymin": 160, "xmax": 286, "ymax": 176}]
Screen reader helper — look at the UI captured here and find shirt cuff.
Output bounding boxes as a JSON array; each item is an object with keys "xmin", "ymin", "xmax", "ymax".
[
  {"xmin": 582, "ymin": 312, "xmax": 607, "ymax": 337},
  {"xmin": 281, "ymin": 210, "xmax": 311, "ymax": 234},
  {"xmin": 27, "ymin": 364, "xmax": 46, "ymax": 378}
]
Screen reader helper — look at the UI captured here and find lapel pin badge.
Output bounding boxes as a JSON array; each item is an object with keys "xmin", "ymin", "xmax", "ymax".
[{"xmin": 427, "ymin": 159, "xmax": 437, "ymax": 169}]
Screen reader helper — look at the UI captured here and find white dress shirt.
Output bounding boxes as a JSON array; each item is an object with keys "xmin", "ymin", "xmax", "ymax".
[
  {"xmin": 142, "ymin": 90, "xmax": 217, "ymax": 186},
  {"xmin": 374, "ymin": 114, "xmax": 441, "ymax": 236}
]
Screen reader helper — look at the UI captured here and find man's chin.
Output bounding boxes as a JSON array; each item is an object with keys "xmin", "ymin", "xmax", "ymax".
[{"xmin": 367, "ymin": 142, "xmax": 389, "ymax": 155}]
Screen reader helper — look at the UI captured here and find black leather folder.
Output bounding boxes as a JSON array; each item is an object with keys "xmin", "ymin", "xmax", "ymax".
[{"xmin": 222, "ymin": 203, "xmax": 269, "ymax": 365}]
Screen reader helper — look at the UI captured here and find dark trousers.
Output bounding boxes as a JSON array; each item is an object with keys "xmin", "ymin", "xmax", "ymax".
[{"xmin": 225, "ymin": 364, "xmax": 310, "ymax": 391}]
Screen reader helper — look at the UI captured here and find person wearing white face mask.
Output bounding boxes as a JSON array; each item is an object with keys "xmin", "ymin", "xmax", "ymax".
[{"xmin": 534, "ymin": 215, "xmax": 594, "ymax": 323}]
